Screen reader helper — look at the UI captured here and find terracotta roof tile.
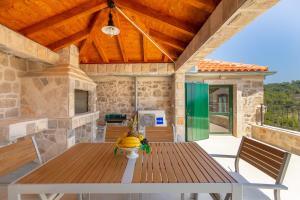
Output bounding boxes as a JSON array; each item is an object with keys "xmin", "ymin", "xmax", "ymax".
[{"xmin": 198, "ymin": 60, "xmax": 268, "ymax": 72}]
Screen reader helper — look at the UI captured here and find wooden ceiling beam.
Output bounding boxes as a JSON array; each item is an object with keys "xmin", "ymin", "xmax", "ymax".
[
  {"xmin": 162, "ymin": 55, "xmax": 169, "ymax": 62},
  {"xmin": 116, "ymin": 6, "xmax": 175, "ymax": 62},
  {"xmin": 149, "ymin": 29, "xmax": 187, "ymax": 51},
  {"xmin": 158, "ymin": 44, "xmax": 179, "ymax": 60},
  {"xmin": 19, "ymin": 0, "xmax": 107, "ymax": 36},
  {"xmin": 47, "ymin": 29, "xmax": 89, "ymax": 51},
  {"xmin": 142, "ymin": 35, "xmax": 148, "ymax": 62},
  {"xmin": 133, "ymin": 17, "xmax": 149, "ymax": 63},
  {"xmin": 80, "ymin": 10, "xmax": 108, "ymax": 55},
  {"xmin": 112, "ymin": 10, "xmax": 128, "ymax": 62},
  {"xmin": 80, "ymin": 10, "xmax": 109, "ymax": 63},
  {"xmin": 93, "ymin": 36, "xmax": 109, "ymax": 63},
  {"xmin": 115, "ymin": 0, "xmax": 198, "ymax": 37},
  {"xmin": 185, "ymin": 0, "xmax": 216, "ymax": 12},
  {"xmin": 0, "ymin": 0, "xmax": 14, "ymax": 9}
]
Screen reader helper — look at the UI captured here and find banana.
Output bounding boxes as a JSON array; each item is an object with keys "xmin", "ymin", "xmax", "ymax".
[{"xmin": 117, "ymin": 136, "xmax": 141, "ymax": 148}]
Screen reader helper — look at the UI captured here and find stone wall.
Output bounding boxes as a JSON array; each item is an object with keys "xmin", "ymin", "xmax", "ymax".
[
  {"xmin": 0, "ymin": 40, "xmax": 100, "ymax": 163},
  {"xmin": 15, "ymin": 45, "xmax": 98, "ymax": 161},
  {"xmin": 21, "ymin": 46, "xmax": 97, "ymax": 119},
  {"xmin": 0, "ymin": 51, "xmax": 27, "ymax": 119},
  {"xmin": 186, "ymin": 75, "xmax": 264, "ymax": 136},
  {"xmin": 137, "ymin": 77, "xmax": 173, "ymax": 124},
  {"xmin": 94, "ymin": 76, "xmax": 135, "ymax": 124},
  {"xmin": 0, "ymin": 50, "xmax": 52, "ymax": 120},
  {"xmin": 252, "ymin": 124, "xmax": 300, "ymax": 156},
  {"xmin": 239, "ymin": 79, "xmax": 264, "ymax": 134},
  {"xmin": 21, "ymin": 76, "xmax": 69, "ymax": 118},
  {"xmin": 93, "ymin": 76, "xmax": 173, "ymax": 125}
]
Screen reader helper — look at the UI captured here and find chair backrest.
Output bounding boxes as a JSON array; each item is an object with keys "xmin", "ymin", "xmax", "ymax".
[
  {"xmin": 236, "ymin": 136, "xmax": 291, "ymax": 184},
  {"xmin": 0, "ymin": 136, "xmax": 39, "ymax": 176},
  {"xmin": 105, "ymin": 126, "xmax": 130, "ymax": 142},
  {"xmin": 145, "ymin": 126, "xmax": 174, "ymax": 142}
]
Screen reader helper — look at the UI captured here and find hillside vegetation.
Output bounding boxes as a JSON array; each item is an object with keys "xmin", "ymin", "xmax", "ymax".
[{"xmin": 264, "ymin": 80, "xmax": 300, "ymax": 131}]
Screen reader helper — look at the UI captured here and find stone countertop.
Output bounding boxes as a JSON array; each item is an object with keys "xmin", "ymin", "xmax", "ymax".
[
  {"xmin": 71, "ymin": 111, "xmax": 99, "ymax": 129},
  {"xmin": 0, "ymin": 117, "xmax": 48, "ymax": 143},
  {"xmin": 46, "ymin": 111, "xmax": 100, "ymax": 130},
  {"xmin": 0, "ymin": 117, "xmax": 47, "ymax": 127}
]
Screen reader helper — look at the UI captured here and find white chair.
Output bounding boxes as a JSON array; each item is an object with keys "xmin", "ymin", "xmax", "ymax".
[
  {"xmin": 211, "ymin": 136, "xmax": 291, "ymax": 200},
  {"xmin": 0, "ymin": 136, "xmax": 64, "ymax": 200}
]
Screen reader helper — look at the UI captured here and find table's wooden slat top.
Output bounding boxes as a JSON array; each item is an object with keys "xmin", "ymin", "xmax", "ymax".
[
  {"xmin": 133, "ymin": 143, "xmax": 236, "ymax": 183},
  {"xmin": 17, "ymin": 142, "xmax": 236, "ymax": 184},
  {"xmin": 18, "ymin": 143, "xmax": 128, "ymax": 184}
]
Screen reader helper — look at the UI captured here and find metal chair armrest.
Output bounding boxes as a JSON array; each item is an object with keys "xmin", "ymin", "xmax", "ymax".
[
  {"xmin": 172, "ymin": 124, "xmax": 176, "ymax": 143},
  {"xmin": 210, "ymin": 154, "xmax": 236, "ymax": 158},
  {"xmin": 103, "ymin": 124, "xmax": 107, "ymax": 142},
  {"xmin": 243, "ymin": 183, "xmax": 288, "ymax": 190}
]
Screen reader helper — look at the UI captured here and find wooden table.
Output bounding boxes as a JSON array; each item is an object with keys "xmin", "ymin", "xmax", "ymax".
[{"xmin": 8, "ymin": 143, "xmax": 242, "ymax": 200}]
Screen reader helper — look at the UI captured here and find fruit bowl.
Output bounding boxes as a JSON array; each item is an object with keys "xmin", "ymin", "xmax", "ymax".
[
  {"xmin": 119, "ymin": 147, "xmax": 139, "ymax": 159},
  {"xmin": 114, "ymin": 125, "xmax": 151, "ymax": 159}
]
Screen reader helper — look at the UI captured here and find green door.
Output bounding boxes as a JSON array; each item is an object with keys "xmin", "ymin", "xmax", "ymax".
[{"xmin": 185, "ymin": 83, "xmax": 209, "ymax": 141}]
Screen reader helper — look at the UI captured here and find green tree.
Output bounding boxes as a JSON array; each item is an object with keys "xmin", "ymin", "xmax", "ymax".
[{"xmin": 264, "ymin": 80, "xmax": 300, "ymax": 131}]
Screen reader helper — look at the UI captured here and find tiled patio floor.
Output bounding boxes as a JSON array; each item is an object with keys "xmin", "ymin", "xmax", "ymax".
[{"xmin": 1, "ymin": 136, "xmax": 299, "ymax": 200}]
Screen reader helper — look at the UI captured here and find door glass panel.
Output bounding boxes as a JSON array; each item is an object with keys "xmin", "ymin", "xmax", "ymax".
[
  {"xmin": 209, "ymin": 86, "xmax": 232, "ymax": 134},
  {"xmin": 185, "ymin": 83, "xmax": 209, "ymax": 141}
]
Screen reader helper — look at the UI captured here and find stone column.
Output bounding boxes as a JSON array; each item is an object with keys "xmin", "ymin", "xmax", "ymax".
[
  {"xmin": 173, "ymin": 73, "xmax": 185, "ymax": 142},
  {"xmin": 56, "ymin": 44, "xmax": 79, "ymax": 68},
  {"xmin": 56, "ymin": 45, "xmax": 81, "ymax": 118}
]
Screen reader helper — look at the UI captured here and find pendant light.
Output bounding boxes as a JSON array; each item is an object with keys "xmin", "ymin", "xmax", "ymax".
[{"xmin": 101, "ymin": 0, "xmax": 120, "ymax": 37}]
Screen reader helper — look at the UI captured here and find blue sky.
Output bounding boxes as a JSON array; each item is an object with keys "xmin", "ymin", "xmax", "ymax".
[{"xmin": 207, "ymin": 0, "xmax": 300, "ymax": 83}]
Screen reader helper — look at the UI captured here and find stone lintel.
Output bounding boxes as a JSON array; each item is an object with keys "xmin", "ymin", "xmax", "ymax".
[
  {"xmin": 23, "ymin": 64, "xmax": 96, "ymax": 85},
  {"xmin": 175, "ymin": 0, "xmax": 279, "ymax": 72},
  {"xmin": 80, "ymin": 63, "xmax": 175, "ymax": 76},
  {"xmin": 0, "ymin": 24, "xmax": 59, "ymax": 65}
]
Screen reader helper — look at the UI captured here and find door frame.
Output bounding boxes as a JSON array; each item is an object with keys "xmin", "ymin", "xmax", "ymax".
[{"xmin": 208, "ymin": 85, "xmax": 233, "ymax": 135}]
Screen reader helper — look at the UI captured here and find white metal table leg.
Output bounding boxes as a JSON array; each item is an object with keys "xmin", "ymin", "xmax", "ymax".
[
  {"xmin": 181, "ymin": 193, "xmax": 185, "ymax": 200},
  {"xmin": 232, "ymin": 184, "xmax": 243, "ymax": 200},
  {"xmin": 78, "ymin": 193, "xmax": 83, "ymax": 200},
  {"xmin": 39, "ymin": 194, "xmax": 48, "ymax": 200},
  {"xmin": 190, "ymin": 193, "xmax": 198, "ymax": 200}
]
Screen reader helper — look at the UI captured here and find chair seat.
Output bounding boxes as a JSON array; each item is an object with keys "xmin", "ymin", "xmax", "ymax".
[
  {"xmin": 229, "ymin": 172, "xmax": 271, "ymax": 200},
  {"xmin": 0, "ymin": 161, "xmax": 39, "ymax": 184}
]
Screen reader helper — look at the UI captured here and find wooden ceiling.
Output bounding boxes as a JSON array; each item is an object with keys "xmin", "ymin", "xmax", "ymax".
[{"xmin": 0, "ymin": 0, "xmax": 221, "ymax": 64}]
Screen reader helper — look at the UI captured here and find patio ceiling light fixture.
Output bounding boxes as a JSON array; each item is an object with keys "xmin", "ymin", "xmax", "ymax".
[{"xmin": 101, "ymin": 0, "xmax": 120, "ymax": 37}]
